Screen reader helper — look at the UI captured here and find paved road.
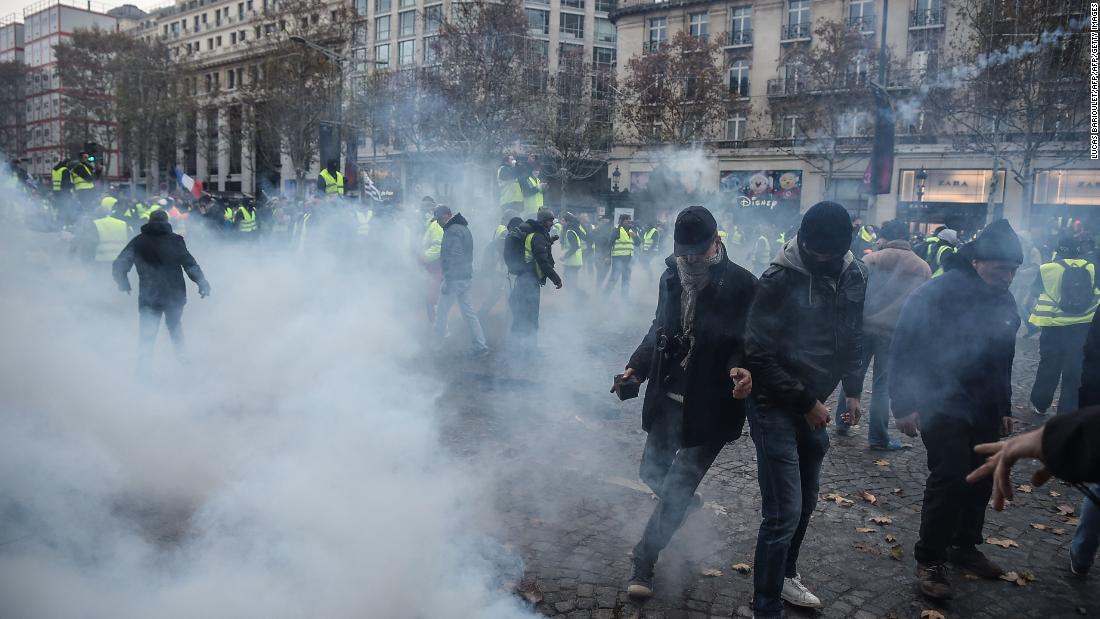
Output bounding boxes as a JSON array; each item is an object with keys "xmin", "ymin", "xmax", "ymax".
[{"xmin": 434, "ymin": 303, "xmax": 1096, "ymax": 619}]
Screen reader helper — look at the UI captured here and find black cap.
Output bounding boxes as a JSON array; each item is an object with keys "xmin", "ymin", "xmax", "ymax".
[
  {"xmin": 972, "ymin": 219, "xmax": 1023, "ymax": 264},
  {"xmin": 799, "ymin": 201, "xmax": 853, "ymax": 256},
  {"xmin": 674, "ymin": 205, "xmax": 718, "ymax": 256}
]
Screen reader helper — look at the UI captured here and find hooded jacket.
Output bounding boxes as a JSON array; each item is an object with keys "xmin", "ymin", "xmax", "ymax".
[
  {"xmin": 862, "ymin": 239, "xmax": 932, "ymax": 336},
  {"xmin": 628, "ymin": 253, "xmax": 757, "ymax": 447},
  {"xmin": 112, "ymin": 220, "xmax": 207, "ymax": 307},
  {"xmin": 745, "ymin": 237, "xmax": 867, "ymax": 415},
  {"xmin": 440, "ymin": 213, "xmax": 474, "ymax": 281},
  {"xmin": 888, "ymin": 244, "xmax": 1019, "ymax": 425},
  {"xmin": 518, "ymin": 219, "xmax": 562, "ymax": 287}
]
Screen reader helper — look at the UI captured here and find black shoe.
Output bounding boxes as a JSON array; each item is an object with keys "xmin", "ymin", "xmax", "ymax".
[
  {"xmin": 915, "ymin": 562, "xmax": 954, "ymax": 600},
  {"xmin": 947, "ymin": 545, "xmax": 1004, "ymax": 580},
  {"xmin": 627, "ymin": 559, "xmax": 655, "ymax": 599}
]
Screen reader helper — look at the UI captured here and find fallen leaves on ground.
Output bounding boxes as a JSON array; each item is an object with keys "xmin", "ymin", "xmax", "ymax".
[
  {"xmin": 515, "ymin": 581, "xmax": 543, "ymax": 604},
  {"xmin": 1030, "ymin": 523, "xmax": 1048, "ymax": 530},
  {"xmin": 1053, "ymin": 528, "xmax": 1067, "ymax": 535},
  {"xmin": 822, "ymin": 493, "xmax": 855, "ymax": 506},
  {"xmin": 1067, "ymin": 517, "xmax": 1081, "ymax": 526},
  {"xmin": 853, "ymin": 542, "xmax": 879, "ymax": 555},
  {"xmin": 921, "ymin": 610, "xmax": 946, "ymax": 619},
  {"xmin": 963, "ymin": 574, "xmax": 980, "ymax": 580},
  {"xmin": 986, "ymin": 538, "xmax": 1019, "ymax": 548},
  {"xmin": 701, "ymin": 568, "xmax": 722, "ymax": 577},
  {"xmin": 1050, "ymin": 490, "xmax": 1062, "ymax": 497},
  {"xmin": 859, "ymin": 489, "xmax": 878, "ymax": 505},
  {"xmin": 731, "ymin": 563, "xmax": 752, "ymax": 574},
  {"xmin": 1058, "ymin": 505, "xmax": 1076, "ymax": 516},
  {"xmin": 870, "ymin": 516, "xmax": 893, "ymax": 525},
  {"xmin": 889, "ymin": 544, "xmax": 904, "ymax": 561},
  {"xmin": 1000, "ymin": 571, "xmax": 1037, "ymax": 586},
  {"xmin": 893, "ymin": 488, "xmax": 904, "ymax": 495},
  {"xmin": 856, "ymin": 527, "xmax": 877, "ymax": 533},
  {"xmin": 874, "ymin": 459, "xmax": 890, "ymax": 466},
  {"xmin": 1076, "ymin": 607, "xmax": 1088, "ymax": 615},
  {"xmin": 885, "ymin": 533, "xmax": 897, "ymax": 543},
  {"xmin": 1018, "ymin": 484, "xmax": 1033, "ymax": 493}
]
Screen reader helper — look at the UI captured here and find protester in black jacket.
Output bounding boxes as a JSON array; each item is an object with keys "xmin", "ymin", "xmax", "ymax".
[
  {"xmin": 614, "ymin": 206, "xmax": 755, "ymax": 600},
  {"xmin": 744, "ymin": 202, "xmax": 866, "ymax": 618},
  {"xmin": 434, "ymin": 210, "xmax": 488, "ymax": 357},
  {"xmin": 890, "ymin": 219, "xmax": 1022, "ymax": 600},
  {"xmin": 113, "ymin": 210, "xmax": 210, "ymax": 367},
  {"xmin": 510, "ymin": 208, "xmax": 561, "ymax": 348}
]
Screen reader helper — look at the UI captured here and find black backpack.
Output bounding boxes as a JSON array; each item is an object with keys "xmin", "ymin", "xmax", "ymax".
[
  {"xmin": 503, "ymin": 227, "xmax": 530, "ymax": 275},
  {"xmin": 1057, "ymin": 260, "xmax": 1094, "ymax": 314}
]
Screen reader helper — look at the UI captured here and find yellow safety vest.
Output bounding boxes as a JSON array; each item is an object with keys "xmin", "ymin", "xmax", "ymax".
[
  {"xmin": 923, "ymin": 236, "xmax": 941, "ymax": 262},
  {"xmin": 718, "ymin": 229, "xmax": 728, "ymax": 244},
  {"xmin": 51, "ymin": 167, "xmax": 66, "ymax": 191},
  {"xmin": 223, "ymin": 206, "xmax": 236, "ymax": 223},
  {"xmin": 139, "ymin": 203, "xmax": 162, "ymax": 220},
  {"xmin": 612, "ymin": 226, "xmax": 635, "ymax": 257},
  {"xmin": 71, "ymin": 164, "xmax": 94, "ymax": 191},
  {"xmin": 859, "ymin": 225, "xmax": 875, "ymax": 243},
  {"xmin": 523, "ymin": 232, "xmax": 544, "ymax": 279},
  {"xmin": 320, "ymin": 169, "xmax": 344, "ymax": 195},
  {"xmin": 100, "ymin": 196, "xmax": 118, "ymax": 211},
  {"xmin": 1029, "ymin": 260, "xmax": 1099, "ymax": 327},
  {"xmin": 498, "ymin": 166, "xmax": 523, "ymax": 206},
  {"xmin": 422, "ymin": 219, "xmax": 444, "ymax": 262},
  {"xmin": 644, "ymin": 228, "xmax": 659, "ymax": 251},
  {"xmin": 494, "ymin": 224, "xmax": 508, "ymax": 240},
  {"xmin": 563, "ymin": 228, "xmax": 584, "ymax": 266},
  {"xmin": 730, "ymin": 226, "xmax": 744, "ymax": 245},
  {"xmin": 238, "ymin": 207, "xmax": 257, "ymax": 232},
  {"xmin": 522, "ymin": 176, "xmax": 543, "ymax": 214},
  {"xmin": 355, "ymin": 209, "xmax": 373, "ymax": 236},
  {"xmin": 93, "ymin": 216, "xmax": 129, "ymax": 262},
  {"xmin": 931, "ymin": 244, "xmax": 955, "ymax": 278}
]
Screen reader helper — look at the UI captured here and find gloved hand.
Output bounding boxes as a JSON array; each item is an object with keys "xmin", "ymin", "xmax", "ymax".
[{"xmin": 198, "ymin": 280, "xmax": 211, "ymax": 298}]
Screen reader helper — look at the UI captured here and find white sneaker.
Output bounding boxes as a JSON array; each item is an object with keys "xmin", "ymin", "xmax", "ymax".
[{"xmin": 781, "ymin": 573, "xmax": 822, "ymax": 608}]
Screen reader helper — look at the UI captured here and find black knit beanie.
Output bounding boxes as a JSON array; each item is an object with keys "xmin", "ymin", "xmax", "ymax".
[
  {"xmin": 972, "ymin": 219, "xmax": 1023, "ymax": 264},
  {"xmin": 799, "ymin": 201, "xmax": 853, "ymax": 255}
]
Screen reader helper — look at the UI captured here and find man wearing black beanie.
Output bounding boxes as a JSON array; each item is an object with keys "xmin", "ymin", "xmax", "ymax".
[
  {"xmin": 889, "ymin": 218, "xmax": 1022, "ymax": 600},
  {"xmin": 744, "ymin": 201, "xmax": 868, "ymax": 617}
]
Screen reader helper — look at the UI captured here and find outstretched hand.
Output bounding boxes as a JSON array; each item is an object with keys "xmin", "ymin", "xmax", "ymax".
[{"xmin": 966, "ymin": 426, "xmax": 1049, "ymax": 511}]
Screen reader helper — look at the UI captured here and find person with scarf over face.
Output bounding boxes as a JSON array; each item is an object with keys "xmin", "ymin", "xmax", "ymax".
[
  {"xmin": 614, "ymin": 206, "xmax": 757, "ymax": 599},
  {"xmin": 744, "ymin": 201, "xmax": 867, "ymax": 617}
]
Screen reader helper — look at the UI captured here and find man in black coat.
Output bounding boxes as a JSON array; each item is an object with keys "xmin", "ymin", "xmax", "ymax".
[
  {"xmin": 510, "ymin": 208, "xmax": 562, "ymax": 347},
  {"xmin": 433, "ymin": 207, "xmax": 488, "ymax": 357},
  {"xmin": 615, "ymin": 206, "xmax": 756, "ymax": 599},
  {"xmin": 113, "ymin": 210, "xmax": 210, "ymax": 367},
  {"xmin": 744, "ymin": 201, "xmax": 867, "ymax": 617},
  {"xmin": 890, "ymin": 219, "xmax": 1023, "ymax": 600}
]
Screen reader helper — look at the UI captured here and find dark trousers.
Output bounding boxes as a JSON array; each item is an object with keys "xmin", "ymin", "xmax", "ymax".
[
  {"xmin": 606, "ymin": 255, "xmax": 633, "ymax": 295},
  {"xmin": 914, "ymin": 415, "xmax": 999, "ymax": 563},
  {"xmin": 633, "ymin": 396, "xmax": 725, "ymax": 566},
  {"xmin": 749, "ymin": 405, "xmax": 829, "ymax": 619},
  {"xmin": 1030, "ymin": 323, "xmax": 1090, "ymax": 414},
  {"xmin": 509, "ymin": 272, "xmax": 541, "ymax": 345},
  {"xmin": 138, "ymin": 303, "xmax": 185, "ymax": 367}
]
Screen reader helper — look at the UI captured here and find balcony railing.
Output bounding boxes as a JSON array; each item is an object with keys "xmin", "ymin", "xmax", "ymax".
[
  {"xmin": 847, "ymin": 14, "xmax": 875, "ymax": 33},
  {"xmin": 780, "ymin": 22, "xmax": 811, "ymax": 41},
  {"xmin": 767, "ymin": 78, "xmax": 806, "ymax": 96},
  {"xmin": 909, "ymin": 8, "xmax": 945, "ymax": 27},
  {"xmin": 726, "ymin": 29, "xmax": 752, "ymax": 46}
]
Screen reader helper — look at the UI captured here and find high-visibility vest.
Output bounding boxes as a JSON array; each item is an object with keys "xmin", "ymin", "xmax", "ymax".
[
  {"xmin": 237, "ymin": 207, "xmax": 257, "ymax": 232},
  {"xmin": 93, "ymin": 216, "xmax": 129, "ymax": 262},
  {"xmin": 859, "ymin": 225, "xmax": 875, "ymax": 243},
  {"xmin": 730, "ymin": 226, "xmax": 744, "ymax": 245},
  {"xmin": 563, "ymin": 228, "xmax": 584, "ymax": 266},
  {"xmin": 612, "ymin": 226, "xmax": 635, "ymax": 257},
  {"xmin": 923, "ymin": 236, "xmax": 941, "ymax": 262},
  {"xmin": 930, "ymin": 244, "xmax": 955, "ymax": 278},
  {"xmin": 137, "ymin": 202, "xmax": 162, "ymax": 220},
  {"xmin": 100, "ymin": 196, "xmax": 118, "ymax": 211},
  {"xmin": 223, "ymin": 206, "xmax": 236, "ymax": 223},
  {"xmin": 497, "ymin": 166, "xmax": 523, "ymax": 206},
  {"xmin": 1029, "ymin": 260, "xmax": 1099, "ymax": 327},
  {"xmin": 643, "ymin": 228, "xmax": 659, "ymax": 251},
  {"xmin": 71, "ymin": 164, "xmax": 94, "ymax": 191},
  {"xmin": 777, "ymin": 231, "xmax": 787, "ymax": 245},
  {"xmin": 422, "ymin": 219, "xmax": 443, "ymax": 262},
  {"xmin": 354, "ymin": 209, "xmax": 373, "ymax": 236},
  {"xmin": 51, "ymin": 167, "xmax": 67, "ymax": 191},
  {"xmin": 523, "ymin": 232, "xmax": 544, "ymax": 279},
  {"xmin": 522, "ymin": 176, "xmax": 543, "ymax": 214},
  {"xmin": 320, "ymin": 169, "xmax": 344, "ymax": 195},
  {"xmin": 494, "ymin": 224, "xmax": 508, "ymax": 240}
]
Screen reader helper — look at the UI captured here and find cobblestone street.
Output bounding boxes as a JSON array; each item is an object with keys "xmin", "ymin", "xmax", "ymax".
[{"xmin": 435, "ymin": 303, "xmax": 1097, "ymax": 619}]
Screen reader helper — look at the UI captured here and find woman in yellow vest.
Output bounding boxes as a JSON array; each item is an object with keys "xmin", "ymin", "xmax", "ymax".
[
  {"xmin": 1027, "ymin": 238, "xmax": 1100, "ymax": 415},
  {"xmin": 561, "ymin": 212, "xmax": 586, "ymax": 292},
  {"xmin": 606, "ymin": 214, "xmax": 640, "ymax": 295}
]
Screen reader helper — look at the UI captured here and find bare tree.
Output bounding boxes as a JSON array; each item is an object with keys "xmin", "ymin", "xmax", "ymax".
[
  {"xmin": 55, "ymin": 29, "xmax": 126, "ymax": 173},
  {"xmin": 925, "ymin": 0, "xmax": 1087, "ymax": 224},
  {"xmin": 761, "ymin": 19, "xmax": 884, "ymax": 199},
  {"xmin": 616, "ymin": 31, "xmax": 728, "ymax": 148}
]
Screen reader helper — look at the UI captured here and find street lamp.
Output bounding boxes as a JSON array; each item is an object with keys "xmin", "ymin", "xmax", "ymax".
[
  {"xmin": 915, "ymin": 166, "xmax": 929, "ymax": 231},
  {"xmin": 612, "ymin": 165, "xmax": 621, "ymax": 192}
]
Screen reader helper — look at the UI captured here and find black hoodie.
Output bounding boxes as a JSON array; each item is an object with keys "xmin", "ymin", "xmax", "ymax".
[{"xmin": 113, "ymin": 220, "xmax": 207, "ymax": 307}]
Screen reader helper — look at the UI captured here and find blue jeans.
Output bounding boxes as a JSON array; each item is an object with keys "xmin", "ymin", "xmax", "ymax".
[
  {"xmin": 434, "ymin": 278, "xmax": 488, "ymax": 353},
  {"xmin": 834, "ymin": 333, "xmax": 893, "ymax": 447},
  {"xmin": 749, "ymin": 405, "xmax": 830, "ymax": 619},
  {"xmin": 1071, "ymin": 486, "xmax": 1100, "ymax": 573}
]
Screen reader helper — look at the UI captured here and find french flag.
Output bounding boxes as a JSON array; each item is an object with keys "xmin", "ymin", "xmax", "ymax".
[{"xmin": 175, "ymin": 166, "xmax": 203, "ymax": 199}]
